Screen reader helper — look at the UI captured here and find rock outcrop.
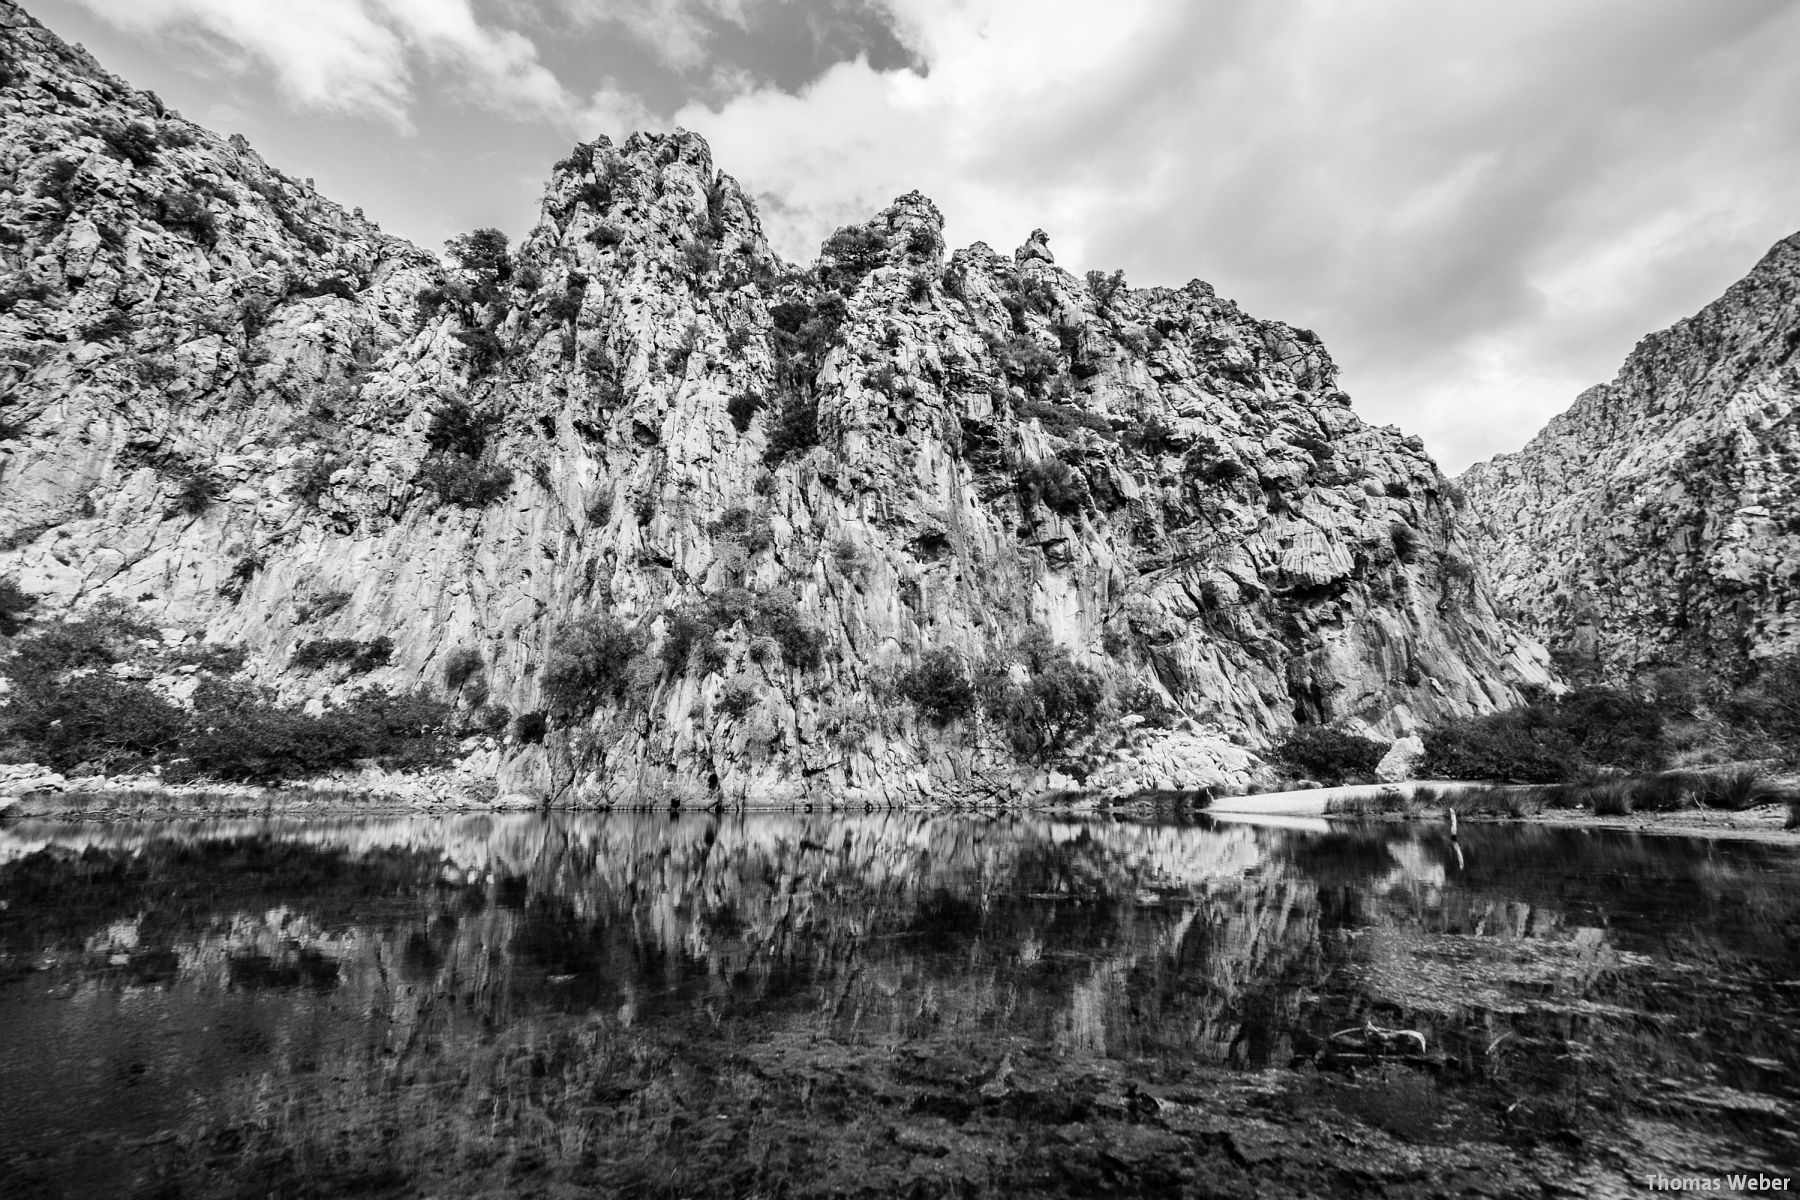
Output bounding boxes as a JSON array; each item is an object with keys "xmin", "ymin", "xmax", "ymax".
[
  {"xmin": 0, "ymin": 0, "xmax": 1551, "ymax": 803},
  {"xmin": 1461, "ymin": 232, "xmax": 1800, "ymax": 683}
]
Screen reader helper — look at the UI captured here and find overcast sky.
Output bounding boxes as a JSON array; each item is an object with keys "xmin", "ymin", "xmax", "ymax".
[{"xmin": 31, "ymin": 0, "xmax": 1800, "ymax": 472}]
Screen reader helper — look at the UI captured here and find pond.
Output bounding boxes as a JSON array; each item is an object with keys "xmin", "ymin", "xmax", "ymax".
[{"xmin": 0, "ymin": 812, "xmax": 1795, "ymax": 1198}]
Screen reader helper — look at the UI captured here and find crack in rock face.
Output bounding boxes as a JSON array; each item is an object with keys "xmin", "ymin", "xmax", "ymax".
[{"xmin": 0, "ymin": 0, "xmax": 1553, "ymax": 804}]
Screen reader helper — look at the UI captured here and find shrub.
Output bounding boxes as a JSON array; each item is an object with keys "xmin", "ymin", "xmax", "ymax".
[
  {"xmin": 1018, "ymin": 400, "xmax": 1113, "ymax": 440},
  {"xmin": 418, "ymin": 453, "xmax": 513, "ymax": 508},
  {"xmin": 452, "ymin": 326, "xmax": 507, "ymax": 375},
  {"xmin": 180, "ymin": 679, "xmax": 454, "ymax": 782},
  {"xmin": 1085, "ymin": 268, "xmax": 1126, "ymax": 311},
  {"xmin": 993, "ymin": 333, "xmax": 1060, "ymax": 393},
  {"xmin": 977, "ymin": 631, "xmax": 1105, "ymax": 760},
  {"xmin": 1271, "ymin": 727, "xmax": 1388, "ymax": 786},
  {"xmin": 665, "ymin": 320, "xmax": 702, "ymax": 375},
  {"xmin": 710, "ymin": 505, "xmax": 773, "ymax": 554},
  {"xmin": 1017, "ymin": 457, "xmax": 1085, "ymax": 516},
  {"xmin": 0, "ymin": 575, "xmax": 35, "ymax": 636},
  {"xmin": 514, "ymin": 710, "xmax": 548, "ymax": 745},
  {"xmin": 84, "ymin": 309, "xmax": 135, "ymax": 343},
  {"xmin": 1420, "ymin": 710, "xmax": 1579, "ymax": 783},
  {"xmin": 717, "ymin": 679, "xmax": 759, "ymax": 720},
  {"xmin": 36, "ymin": 158, "xmax": 83, "ymax": 210},
  {"xmin": 1553, "ymin": 686, "xmax": 1664, "ymax": 771},
  {"xmin": 681, "ymin": 239, "xmax": 717, "ymax": 279},
  {"xmin": 0, "ymin": 674, "xmax": 186, "ymax": 772},
  {"xmin": 296, "ymin": 589, "xmax": 351, "ymax": 623},
  {"xmin": 172, "ymin": 469, "xmax": 214, "ymax": 515},
  {"xmin": 1724, "ymin": 656, "xmax": 1800, "ymax": 745},
  {"xmin": 1696, "ymin": 769, "xmax": 1772, "ymax": 812},
  {"xmin": 820, "ymin": 224, "xmax": 888, "ymax": 283},
  {"xmin": 897, "ymin": 650, "xmax": 976, "ymax": 725},
  {"xmin": 585, "ymin": 494, "xmax": 612, "ymax": 525},
  {"xmin": 540, "ymin": 615, "xmax": 643, "ymax": 715},
  {"xmin": 443, "ymin": 646, "xmax": 484, "ymax": 693},
  {"xmin": 157, "ymin": 191, "xmax": 217, "ymax": 245},
  {"xmin": 1390, "ymin": 523, "xmax": 1420, "ymax": 563},
  {"xmin": 727, "ymin": 390, "xmax": 764, "ymax": 433},
  {"xmin": 1, "ymin": 602, "xmax": 154, "ymax": 684},
  {"xmin": 290, "ymin": 636, "xmax": 393, "ymax": 673},
  {"xmin": 97, "ymin": 120, "xmax": 159, "ymax": 167},
  {"xmin": 830, "ymin": 535, "xmax": 869, "ymax": 579},
  {"xmin": 763, "ymin": 390, "xmax": 819, "ymax": 466},
  {"xmin": 444, "ymin": 228, "xmax": 511, "ymax": 281}
]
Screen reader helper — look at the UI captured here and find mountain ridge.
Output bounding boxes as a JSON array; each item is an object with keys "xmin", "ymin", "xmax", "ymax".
[
  {"xmin": 1461, "ymin": 230, "xmax": 1800, "ymax": 685},
  {"xmin": 0, "ymin": 0, "xmax": 1553, "ymax": 804}
]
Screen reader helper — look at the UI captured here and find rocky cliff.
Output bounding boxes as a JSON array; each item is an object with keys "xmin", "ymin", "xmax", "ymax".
[
  {"xmin": 0, "ymin": 0, "xmax": 1550, "ymax": 803},
  {"xmin": 1461, "ymin": 232, "xmax": 1800, "ymax": 684}
]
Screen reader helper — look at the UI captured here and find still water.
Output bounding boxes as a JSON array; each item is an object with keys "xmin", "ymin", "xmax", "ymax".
[{"xmin": 0, "ymin": 812, "xmax": 1795, "ymax": 1198}]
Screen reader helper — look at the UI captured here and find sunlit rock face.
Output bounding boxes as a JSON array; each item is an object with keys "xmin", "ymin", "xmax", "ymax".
[
  {"xmin": 0, "ymin": 0, "xmax": 1550, "ymax": 802},
  {"xmin": 1461, "ymin": 232, "xmax": 1800, "ymax": 683}
]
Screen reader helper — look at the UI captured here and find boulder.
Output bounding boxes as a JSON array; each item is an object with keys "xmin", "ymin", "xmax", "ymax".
[{"xmin": 1374, "ymin": 736, "xmax": 1425, "ymax": 783}]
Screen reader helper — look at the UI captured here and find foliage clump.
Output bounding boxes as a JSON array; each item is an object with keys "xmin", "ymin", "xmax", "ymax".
[
  {"xmin": 1270, "ymin": 727, "xmax": 1387, "ymax": 786},
  {"xmin": 660, "ymin": 587, "xmax": 822, "ymax": 678},
  {"xmin": 976, "ymin": 629, "xmax": 1105, "ymax": 762},
  {"xmin": 291, "ymin": 636, "xmax": 394, "ymax": 674},
  {"xmin": 540, "ymin": 614, "xmax": 645, "ymax": 716},
  {"xmin": 896, "ymin": 650, "xmax": 976, "ymax": 725},
  {"xmin": 1420, "ymin": 686, "xmax": 1664, "ymax": 783}
]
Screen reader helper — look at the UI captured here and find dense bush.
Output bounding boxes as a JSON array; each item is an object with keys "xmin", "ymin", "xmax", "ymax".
[
  {"xmin": 540, "ymin": 615, "xmax": 644, "ymax": 715},
  {"xmin": 726, "ymin": 390, "xmax": 764, "ymax": 433},
  {"xmin": 1016, "ymin": 457, "xmax": 1085, "ymax": 516},
  {"xmin": 762, "ymin": 390, "xmax": 819, "ymax": 466},
  {"xmin": 0, "ymin": 613, "xmax": 452, "ymax": 780},
  {"xmin": 0, "ymin": 575, "xmax": 34, "ymax": 637},
  {"xmin": 992, "ymin": 333, "xmax": 1060, "ymax": 393},
  {"xmin": 157, "ymin": 191, "xmax": 217, "ymax": 245},
  {"xmin": 660, "ymin": 587, "xmax": 823, "ymax": 678},
  {"xmin": 178, "ymin": 680, "xmax": 455, "ymax": 782},
  {"xmin": 1724, "ymin": 655, "xmax": 1800, "ymax": 745},
  {"xmin": 290, "ymin": 636, "xmax": 393, "ymax": 673},
  {"xmin": 820, "ymin": 224, "xmax": 888, "ymax": 283},
  {"xmin": 976, "ymin": 629, "xmax": 1105, "ymax": 761},
  {"xmin": 1085, "ymin": 268, "xmax": 1126, "ymax": 310},
  {"xmin": 96, "ymin": 119, "xmax": 159, "ymax": 167},
  {"xmin": 442, "ymin": 646, "xmax": 484, "ymax": 693},
  {"xmin": 1417, "ymin": 688, "xmax": 1660, "ymax": 784},
  {"xmin": 896, "ymin": 650, "xmax": 977, "ymax": 725},
  {"xmin": 514, "ymin": 710, "xmax": 548, "ymax": 745},
  {"xmin": 418, "ymin": 453, "xmax": 514, "ymax": 508},
  {"xmin": 1421, "ymin": 711, "xmax": 1576, "ymax": 783},
  {"xmin": 1271, "ymin": 727, "xmax": 1388, "ymax": 785},
  {"xmin": 445, "ymin": 228, "xmax": 511, "ymax": 281}
]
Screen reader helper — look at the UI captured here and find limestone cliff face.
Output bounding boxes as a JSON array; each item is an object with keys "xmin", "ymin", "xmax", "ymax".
[
  {"xmin": 1461, "ymin": 233, "xmax": 1800, "ymax": 683},
  {"xmin": 0, "ymin": 0, "xmax": 1550, "ymax": 802}
]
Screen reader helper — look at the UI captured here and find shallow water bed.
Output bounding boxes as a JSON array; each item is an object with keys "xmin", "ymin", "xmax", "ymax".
[{"xmin": 1, "ymin": 814, "xmax": 1795, "ymax": 1197}]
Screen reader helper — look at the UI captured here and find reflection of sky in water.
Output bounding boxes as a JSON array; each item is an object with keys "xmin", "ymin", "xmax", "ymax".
[{"xmin": 2, "ymin": 814, "xmax": 1797, "ymax": 1194}]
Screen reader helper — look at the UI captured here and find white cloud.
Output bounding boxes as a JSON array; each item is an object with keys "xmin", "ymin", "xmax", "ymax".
[
  {"xmin": 670, "ymin": 0, "xmax": 1800, "ymax": 470},
  {"xmin": 69, "ymin": 0, "xmax": 571, "ymax": 128}
]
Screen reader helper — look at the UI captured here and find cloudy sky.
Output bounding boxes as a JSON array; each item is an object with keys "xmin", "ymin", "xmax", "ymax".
[{"xmin": 31, "ymin": 0, "xmax": 1800, "ymax": 471}]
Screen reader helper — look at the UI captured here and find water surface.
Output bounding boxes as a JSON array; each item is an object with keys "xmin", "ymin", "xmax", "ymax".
[{"xmin": 1, "ymin": 813, "xmax": 1795, "ymax": 1197}]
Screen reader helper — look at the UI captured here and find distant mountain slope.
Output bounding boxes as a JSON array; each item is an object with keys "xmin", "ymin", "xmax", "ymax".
[
  {"xmin": 1461, "ymin": 232, "xmax": 1800, "ymax": 683},
  {"xmin": 0, "ymin": 0, "xmax": 1550, "ymax": 803}
]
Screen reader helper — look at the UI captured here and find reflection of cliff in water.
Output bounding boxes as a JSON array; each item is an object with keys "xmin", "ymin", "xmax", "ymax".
[
  {"xmin": 3, "ymin": 816, "xmax": 1797, "ymax": 1196},
  {"xmin": 1, "ymin": 815, "xmax": 1312, "ymax": 1051}
]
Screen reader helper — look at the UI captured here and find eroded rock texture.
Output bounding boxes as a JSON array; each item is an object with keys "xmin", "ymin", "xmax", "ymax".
[
  {"xmin": 1461, "ymin": 232, "xmax": 1800, "ymax": 682},
  {"xmin": 0, "ymin": 1, "xmax": 1549, "ymax": 801}
]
